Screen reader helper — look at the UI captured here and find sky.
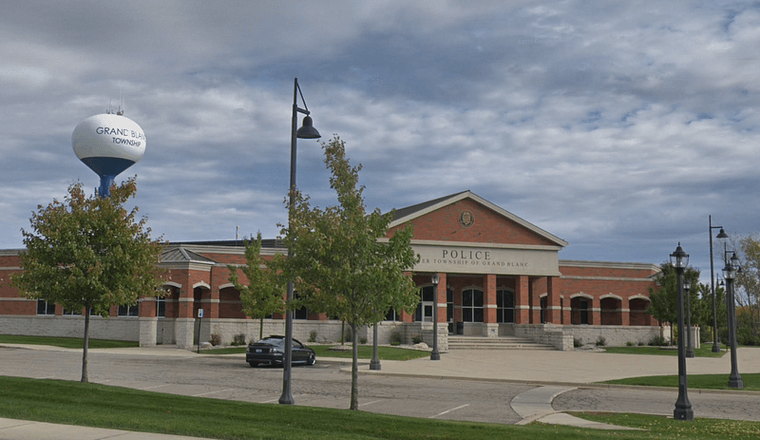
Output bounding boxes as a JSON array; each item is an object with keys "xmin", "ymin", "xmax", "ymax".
[{"xmin": 2, "ymin": 1, "xmax": 759, "ymax": 281}]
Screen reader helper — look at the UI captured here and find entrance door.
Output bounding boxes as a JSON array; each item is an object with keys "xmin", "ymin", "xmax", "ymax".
[{"xmin": 415, "ymin": 286, "xmax": 435, "ymax": 322}]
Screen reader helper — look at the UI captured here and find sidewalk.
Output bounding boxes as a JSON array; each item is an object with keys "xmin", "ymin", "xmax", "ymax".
[{"xmin": 1, "ymin": 344, "xmax": 758, "ymax": 439}]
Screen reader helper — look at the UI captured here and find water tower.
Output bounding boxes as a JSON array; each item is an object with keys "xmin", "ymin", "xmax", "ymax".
[{"xmin": 72, "ymin": 112, "xmax": 146, "ymax": 197}]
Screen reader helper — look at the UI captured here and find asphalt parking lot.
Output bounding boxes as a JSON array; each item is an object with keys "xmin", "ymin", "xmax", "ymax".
[{"xmin": 2, "ymin": 345, "xmax": 760, "ymax": 425}]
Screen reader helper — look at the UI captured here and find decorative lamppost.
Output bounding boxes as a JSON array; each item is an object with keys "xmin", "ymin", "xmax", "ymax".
[
  {"xmin": 279, "ymin": 78, "xmax": 321, "ymax": 405},
  {"xmin": 709, "ymin": 216, "xmax": 729, "ymax": 352},
  {"xmin": 684, "ymin": 279, "xmax": 694, "ymax": 358},
  {"xmin": 671, "ymin": 243, "xmax": 694, "ymax": 421},
  {"xmin": 430, "ymin": 273, "xmax": 441, "ymax": 360},
  {"xmin": 723, "ymin": 251, "xmax": 744, "ymax": 389}
]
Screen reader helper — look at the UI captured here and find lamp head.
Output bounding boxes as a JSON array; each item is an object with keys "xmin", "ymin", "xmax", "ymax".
[
  {"xmin": 670, "ymin": 243, "xmax": 689, "ymax": 269},
  {"xmin": 717, "ymin": 228, "xmax": 729, "ymax": 239},
  {"xmin": 296, "ymin": 115, "xmax": 321, "ymax": 139},
  {"xmin": 431, "ymin": 273, "xmax": 440, "ymax": 286}
]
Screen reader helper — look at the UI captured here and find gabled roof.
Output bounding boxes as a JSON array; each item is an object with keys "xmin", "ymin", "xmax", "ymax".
[
  {"xmin": 160, "ymin": 246, "xmax": 217, "ymax": 265},
  {"xmin": 390, "ymin": 190, "xmax": 568, "ymax": 248}
]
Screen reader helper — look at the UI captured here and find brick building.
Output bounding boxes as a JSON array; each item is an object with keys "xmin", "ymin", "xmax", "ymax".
[{"xmin": 0, "ymin": 191, "xmax": 663, "ymax": 349}]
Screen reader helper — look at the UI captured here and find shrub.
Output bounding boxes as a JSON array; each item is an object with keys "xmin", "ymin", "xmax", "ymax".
[
  {"xmin": 231, "ymin": 334, "xmax": 246, "ymax": 346},
  {"xmin": 359, "ymin": 336, "xmax": 367, "ymax": 345},
  {"xmin": 389, "ymin": 330, "xmax": 402, "ymax": 346},
  {"xmin": 573, "ymin": 338, "xmax": 583, "ymax": 348},
  {"xmin": 412, "ymin": 334, "xmax": 423, "ymax": 344},
  {"xmin": 308, "ymin": 330, "xmax": 317, "ymax": 343},
  {"xmin": 210, "ymin": 333, "xmax": 222, "ymax": 346},
  {"xmin": 626, "ymin": 341, "xmax": 634, "ymax": 347},
  {"xmin": 648, "ymin": 334, "xmax": 667, "ymax": 346},
  {"xmin": 595, "ymin": 336, "xmax": 606, "ymax": 347}
]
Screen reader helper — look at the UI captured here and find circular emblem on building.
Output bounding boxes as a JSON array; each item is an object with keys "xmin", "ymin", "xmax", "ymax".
[{"xmin": 458, "ymin": 210, "xmax": 474, "ymax": 228}]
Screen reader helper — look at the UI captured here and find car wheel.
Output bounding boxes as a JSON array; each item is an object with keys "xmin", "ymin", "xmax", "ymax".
[
  {"xmin": 248, "ymin": 361, "xmax": 258, "ymax": 368},
  {"xmin": 307, "ymin": 353, "xmax": 316, "ymax": 366}
]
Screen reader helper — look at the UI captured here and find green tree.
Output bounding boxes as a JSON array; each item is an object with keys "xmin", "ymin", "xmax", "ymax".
[
  {"xmin": 648, "ymin": 262, "xmax": 700, "ymax": 344},
  {"xmin": 736, "ymin": 236, "xmax": 760, "ymax": 344},
  {"xmin": 276, "ymin": 136, "xmax": 419, "ymax": 410},
  {"xmin": 697, "ymin": 282, "xmax": 728, "ymax": 345},
  {"xmin": 11, "ymin": 179, "xmax": 164, "ymax": 382},
  {"xmin": 228, "ymin": 232, "xmax": 286, "ymax": 341}
]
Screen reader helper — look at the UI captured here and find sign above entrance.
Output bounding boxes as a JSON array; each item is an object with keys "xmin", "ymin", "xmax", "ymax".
[{"xmin": 411, "ymin": 243, "xmax": 561, "ymax": 276}]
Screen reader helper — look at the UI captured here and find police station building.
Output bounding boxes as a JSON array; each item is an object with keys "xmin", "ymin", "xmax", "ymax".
[{"xmin": 0, "ymin": 191, "xmax": 664, "ymax": 350}]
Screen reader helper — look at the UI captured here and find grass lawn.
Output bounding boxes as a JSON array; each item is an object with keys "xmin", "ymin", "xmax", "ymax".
[
  {"xmin": 1, "ymin": 376, "xmax": 759, "ymax": 440},
  {"xmin": 0, "ymin": 334, "xmax": 138, "ymax": 349},
  {"xmin": 603, "ymin": 372, "xmax": 760, "ymax": 391},
  {"xmin": 602, "ymin": 345, "xmax": 726, "ymax": 358},
  {"xmin": 203, "ymin": 344, "xmax": 431, "ymax": 361}
]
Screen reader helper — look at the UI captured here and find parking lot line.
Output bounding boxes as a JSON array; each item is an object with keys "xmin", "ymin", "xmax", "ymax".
[
  {"xmin": 430, "ymin": 404, "xmax": 470, "ymax": 418},
  {"xmin": 358, "ymin": 400, "xmax": 382, "ymax": 407},
  {"xmin": 192, "ymin": 388, "xmax": 236, "ymax": 397}
]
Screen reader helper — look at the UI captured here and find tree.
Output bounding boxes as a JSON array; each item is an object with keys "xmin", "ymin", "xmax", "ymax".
[
  {"xmin": 276, "ymin": 136, "xmax": 419, "ymax": 410},
  {"xmin": 228, "ymin": 232, "xmax": 286, "ymax": 340},
  {"xmin": 735, "ymin": 236, "xmax": 760, "ymax": 345},
  {"xmin": 648, "ymin": 262, "xmax": 700, "ymax": 344},
  {"xmin": 11, "ymin": 178, "xmax": 164, "ymax": 382}
]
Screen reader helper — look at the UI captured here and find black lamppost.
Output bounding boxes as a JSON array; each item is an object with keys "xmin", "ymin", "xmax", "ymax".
[
  {"xmin": 280, "ymin": 78, "xmax": 321, "ymax": 405},
  {"xmin": 709, "ymin": 216, "xmax": 729, "ymax": 353},
  {"xmin": 723, "ymin": 251, "xmax": 744, "ymax": 389},
  {"xmin": 671, "ymin": 243, "xmax": 694, "ymax": 421},
  {"xmin": 684, "ymin": 279, "xmax": 694, "ymax": 358},
  {"xmin": 430, "ymin": 273, "xmax": 441, "ymax": 360},
  {"xmin": 370, "ymin": 320, "xmax": 381, "ymax": 370}
]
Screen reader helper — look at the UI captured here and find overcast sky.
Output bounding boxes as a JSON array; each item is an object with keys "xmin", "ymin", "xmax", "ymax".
[{"xmin": 2, "ymin": 1, "xmax": 758, "ymax": 279}]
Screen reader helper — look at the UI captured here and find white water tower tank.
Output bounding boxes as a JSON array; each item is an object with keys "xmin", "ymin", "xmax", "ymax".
[{"xmin": 72, "ymin": 113, "xmax": 146, "ymax": 197}]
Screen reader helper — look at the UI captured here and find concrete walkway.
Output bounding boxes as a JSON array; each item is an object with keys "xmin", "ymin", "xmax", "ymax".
[{"xmin": 1, "ymin": 344, "xmax": 759, "ymax": 438}]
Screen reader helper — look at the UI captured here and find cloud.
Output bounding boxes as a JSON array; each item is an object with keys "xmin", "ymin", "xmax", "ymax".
[{"xmin": 2, "ymin": 1, "xmax": 760, "ymax": 281}]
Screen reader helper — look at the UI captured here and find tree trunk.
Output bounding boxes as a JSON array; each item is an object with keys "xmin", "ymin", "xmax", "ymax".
[
  {"xmin": 349, "ymin": 321, "xmax": 359, "ymax": 410},
  {"xmin": 81, "ymin": 308, "xmax": 90, "ymax": 382},
  {"xmin": 259, "ymin": 318, "xmax": 264, "ymax": 341}
]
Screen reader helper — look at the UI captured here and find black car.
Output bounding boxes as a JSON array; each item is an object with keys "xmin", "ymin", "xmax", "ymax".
[{"xmin": 246, "ymin": 335, "xmax": 316, "ymax": 367}]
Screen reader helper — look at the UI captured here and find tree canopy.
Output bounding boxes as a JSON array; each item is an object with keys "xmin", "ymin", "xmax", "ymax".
[
  {"xmin": 276, "ymin": 136, "xmax": 419, "ymax": 410},
  {"xmin": 648, "ymin": 262, "xmax": 700, "ymax": 343},
  {"xmin": 11, "ymin": 178, "xmax": 164, "ymax": 381},
  {"xmin": 228, "ymin": 232, "xmax": 286, "ymax": 340}
]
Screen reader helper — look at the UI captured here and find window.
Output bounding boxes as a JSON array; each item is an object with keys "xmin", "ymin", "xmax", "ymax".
[
  {"xmin": 36, "ymin": 299, "xmax": 55, "ymax": 315},
  {"xmin": 385, "ymin": 307, "xmax": 400, "ymax": 321},
  {"xmin": 496, "ymin": 289, "xmax": 514, "ymax": 323},
  {"xmin": 540, "ymin": 296, "xmax": 547, "ymax": 323},
  {"xmin": 63, "ymin": 307, "xmax": 81, "ymax": 316},
  {"xmin": 118, "ymin": 304, "xmax": 139, "ymax": 317},
  {"xmin": 461, "ymin": 288, "xmax": 483, "ymax": 322},
  {"xmin": 157, "ymin": 297, "xmax": 166, "ymax": 318},
  {"xmin": 293, "ymin": 291, "xmax": 309, "ymax": 320}
]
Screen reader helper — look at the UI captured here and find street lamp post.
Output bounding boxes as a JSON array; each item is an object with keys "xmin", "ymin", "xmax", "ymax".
[
  {"xmin": 370, "ymin": 320, "xmax": 381, "ymax": 370},
  {"xmin": 430, "ymin": 273, "xmax": 441, "ymax": 360},
  {"xmin": 279, "ymin": 78, "xmax": 321, "ymax": 405},
  {"xmin": 709, "ymin": 216, "xmax": 729, "ymax": 353},
  {"xmin": 671, "ymin": 243, "xmax": 694, "ymax": 421},
  {"xmin": 684, "ymin": 279, "xmax": 694, "ymax": 358},
  {"xmin": 723, "ymin": 251, "xmax": 744, "ymax": 389}
]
